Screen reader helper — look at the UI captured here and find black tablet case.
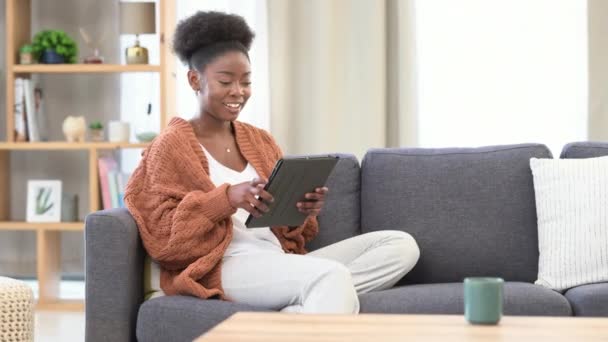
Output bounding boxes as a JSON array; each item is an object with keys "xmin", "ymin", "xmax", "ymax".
[{"xmin": 245, "ymin": 155, "xmax": 339, "ymax": 228}]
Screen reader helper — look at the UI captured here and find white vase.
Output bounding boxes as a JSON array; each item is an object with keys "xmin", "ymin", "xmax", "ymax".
[{"xmin": 108, "ymin": 121, "xmax": 130, "ymax": 142}]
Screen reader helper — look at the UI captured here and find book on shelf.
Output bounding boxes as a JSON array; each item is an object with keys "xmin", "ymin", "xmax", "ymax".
[
  {"xmin": 23, "ymin": 79, "xmax": 39, "ymax": 141},
  {"xmin": 14, "ymin": 77, "xmax": 47, "ymax": 142},
  {"xmin": 98, "ymin": 156, "xmax": 131, "ymax": 210},
  {"xmin": 13, "ymin": 78, "xmax": 26, "ymax": 141}
]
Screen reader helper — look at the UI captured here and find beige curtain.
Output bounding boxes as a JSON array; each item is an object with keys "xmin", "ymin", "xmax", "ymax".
[
  {"xmin": 267, "ymin": 0, "xmax": 417, "ymax": 158},
  {"xmin": 588, "ymin": 0, "xmax": 608, "ymax": 141}
]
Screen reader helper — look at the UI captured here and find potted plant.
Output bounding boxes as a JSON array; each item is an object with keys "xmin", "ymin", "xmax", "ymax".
[
  {"xmin": 19, "ymin": 44, "xmax": 34, "ymax": 64},
  {"xmin": 32, "ymin": 29, "xmax": 78, "ymax": 64},
  {"xmin": 89, "ymin": 121, "xmax": 104, "ymax": 142}
]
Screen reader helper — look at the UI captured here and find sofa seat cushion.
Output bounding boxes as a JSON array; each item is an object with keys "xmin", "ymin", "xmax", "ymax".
[
  {"xmin": 564, "ymin": 283, "xmax": 608, "ymax": 317},
  {"xmin": 136, "ymin": 296, "xmax": 270, "ymax": 342},
  {"xmin": 359, "ymin": 282, "xmax": 571, "ymax": 316}
]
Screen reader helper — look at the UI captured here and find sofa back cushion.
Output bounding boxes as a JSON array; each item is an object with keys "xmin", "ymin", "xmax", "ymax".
[
  {"xmin": 561, "ymin": 141, "xmax": 608, "ymax": 159},
  {"xmin": 361, "ymin": 144, "xmax": 552, "ymax": 284},
  {"xmin": 307, "ymin": 154, "xmax": 361, "ymax": 251}
]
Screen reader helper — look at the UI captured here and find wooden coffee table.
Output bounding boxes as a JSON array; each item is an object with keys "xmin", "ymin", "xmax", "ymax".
[{"xmin": 196, "ymin": 312, "xmax": 608, "ymax": 342}]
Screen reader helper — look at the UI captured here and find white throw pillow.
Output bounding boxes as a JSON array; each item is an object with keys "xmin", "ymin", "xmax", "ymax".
[{"xmin": 530, "ymin": 156, "xmax": 608, "ymax": 292}]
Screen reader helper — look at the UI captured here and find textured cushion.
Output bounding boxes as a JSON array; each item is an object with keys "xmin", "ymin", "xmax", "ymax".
[
  {"xmin": 0, "ymin": 277, "xmax": 34, "ymax": 342},
  {"xmin": 361, "ymin": 144, "xmax": 552, "ymax": 284},
  {"xmin": 359, "ymin": 282, "xmax": 571, "ymax": 316},
  {"xmin": 564, "ymin": 282, "xmax": 608, "ymax": 317},
  {"xmin": 136, "ymin": 296, "xmax": 270, "ymax": 342},
  {"xmin": 530, "ymin": 156, "xmax": 608, "ymax": 291},
  {"xmin": 307, "ymin": 154, "xmax": 361, "ymax": 251},
  {"xmin": 561, "ymin": 141, "xmax": 608, "ymax": 159}
]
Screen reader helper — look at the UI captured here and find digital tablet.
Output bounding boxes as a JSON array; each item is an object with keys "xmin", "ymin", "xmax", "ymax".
[{"xmin": 245, "ymin": 155, "xmax": 340, "ymax": 228}]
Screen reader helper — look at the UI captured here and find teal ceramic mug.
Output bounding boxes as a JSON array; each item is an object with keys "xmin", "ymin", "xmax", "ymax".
[{"xmin": 464, "ymin": 277, "xmax": 504, "ymax": 325}]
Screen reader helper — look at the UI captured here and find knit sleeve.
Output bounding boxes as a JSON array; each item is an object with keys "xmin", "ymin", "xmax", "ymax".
[
  {"xmin": 259, "ymin": 128, "xmax": 283, "ymax": 164},
  {"xmin": 259, "ymin": 129, "xmax": 320, "ymax": 249},
  {"xmin": 124, "ymin": 133, "xmax": 236, "ymax": 270}
]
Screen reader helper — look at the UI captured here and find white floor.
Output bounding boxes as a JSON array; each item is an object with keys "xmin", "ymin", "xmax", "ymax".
[
  {"xmin": 36, "ymin": 310, "xmax": 85, "ymax": 342},
  {"xmin": 23, "ymin": 280, "xmax": 86, "ymax": 341}
]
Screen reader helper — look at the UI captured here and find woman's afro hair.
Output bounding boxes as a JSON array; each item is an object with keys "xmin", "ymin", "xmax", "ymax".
[{"xmin": 172, "ymin": 11, "xmax": 255, "ymax": 65}]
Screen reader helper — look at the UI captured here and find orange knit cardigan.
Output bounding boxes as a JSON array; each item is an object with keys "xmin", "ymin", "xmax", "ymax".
[{"xmin": 124, "ymin": 117, "xmax": 319, "ymax": 299}]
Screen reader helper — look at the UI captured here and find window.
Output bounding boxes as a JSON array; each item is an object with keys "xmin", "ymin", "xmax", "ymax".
[{"xmin": 415, "ymin": 0, "xmax": 588, "ymax": 155}]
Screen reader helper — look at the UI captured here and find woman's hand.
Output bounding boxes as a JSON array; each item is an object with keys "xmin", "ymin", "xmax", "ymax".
[
  {"xmin": 297, "ymin": 187, "xmax": 329, "ymax": 217},
  {"xmin": 227, "ymin": 178, "xmax": 274, "ymax": 218}
]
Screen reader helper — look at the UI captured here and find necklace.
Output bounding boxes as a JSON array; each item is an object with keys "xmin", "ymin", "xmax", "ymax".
[{"xmin": 191, "ymin": 120, "xmax": 234, "ymax": 153}]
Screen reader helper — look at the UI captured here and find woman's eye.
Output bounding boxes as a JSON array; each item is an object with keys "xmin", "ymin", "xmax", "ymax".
[
  {"xmin": 218, "ymin": 81, "xmax": 231, "ymax": 86},
  {"xmin": 241, "ymin": 81, "xmax": 252, "ymax": 86}
]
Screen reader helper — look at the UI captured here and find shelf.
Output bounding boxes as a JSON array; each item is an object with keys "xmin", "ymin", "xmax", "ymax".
[
  {"xmin": 0, "ymin": 142, "xmax": 150, "ymax": 150},
  {"xmin": 36, "ymin": 299, "xmax": 84, "ymax": 311},
  {"xmin": 0, "ymin": 222, "xmax": 84, "ymax": 231},
  {"xmin": 12, "ymin": 64, "xmax": 162, "ymax": 74}
]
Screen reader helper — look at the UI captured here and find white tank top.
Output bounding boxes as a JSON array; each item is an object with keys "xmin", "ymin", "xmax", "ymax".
[{"xmin": 201, "ymin": 144, "xmax": 284, "ymax": 257}]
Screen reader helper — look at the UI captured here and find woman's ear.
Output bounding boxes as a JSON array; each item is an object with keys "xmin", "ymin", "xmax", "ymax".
[{"xmin": 187, "ymin": 69, "xmax": 202, "ymax": 93}]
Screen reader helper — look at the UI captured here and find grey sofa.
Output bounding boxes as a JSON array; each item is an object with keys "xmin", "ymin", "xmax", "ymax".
[{"xmin": 85, "ymin": 142, "xmax": 608, "ymax": 342}]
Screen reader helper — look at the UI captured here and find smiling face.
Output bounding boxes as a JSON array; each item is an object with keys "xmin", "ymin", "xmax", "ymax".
[{"xmin": 188, "ymin": 50, "xmax": 252, "ymax": 122}]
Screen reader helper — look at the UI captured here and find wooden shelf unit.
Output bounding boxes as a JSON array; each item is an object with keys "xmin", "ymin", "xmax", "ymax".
[
  {"xmin": 0, "ymin": 142, "xmax": 150, "ymax": 150},
  {"xmin": 12, "ymin": 64, "xmax": 162, "ymax": 74},
  {"xmin": 0, "ymin": 222, "xmax": 84, "ymax": 231},
  {"xmin": 34, "ymin": 299, "xmax": 85, "ymax": 311},
  {"xmin": 2, "ymin": 0, "xmax": 176, "ymax": 310}
]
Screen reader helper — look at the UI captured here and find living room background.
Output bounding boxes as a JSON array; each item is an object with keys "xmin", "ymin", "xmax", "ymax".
[{"xmin": 0, "ymin": 0, "xmax": 605, "ymax": 288}]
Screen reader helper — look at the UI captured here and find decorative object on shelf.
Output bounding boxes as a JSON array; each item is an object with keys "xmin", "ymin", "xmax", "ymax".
[
  {"xmin": 108, "ymin": 120, "xmax": 131, "ymax": 142},
  {"xmin": 62, "ymin": 116, "xmax": 86, "ymax": 142},
  {"xmin": 135, "ymin": 131, "xmax": 157, "ymax": 143},
  {"xmin": 120, "ymin": 2, "xmax": 156, "ymax": 64},
  {"xmin": 136, "ymin": 103, "xmax": 158, "ymax": 142},
  {"xmin": 26, "ymin": 180, "xmax": 62, "ymax": 223},
  {"xmin": 61, "ymin": 193, "xmax": 79, "ymax": 222},
  {"xmin": 32, "ymin": 29, "xmax": 78, "ymax": 64},
  {"xmin": 18, "ymin": 44, "xmax": 34, "ymax": 64},
  {"xmin": 89, "ymin": 121, "xmax": 104, "ymax": 141},
  {"xmin": 79, "ymin": 27, "xmax": 105, "ymax": 64}
]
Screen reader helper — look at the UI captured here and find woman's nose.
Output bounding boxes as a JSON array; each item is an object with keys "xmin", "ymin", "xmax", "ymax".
[{"xmin": 230, "ymin": 83, "xmax": 244, "ymax": 96}]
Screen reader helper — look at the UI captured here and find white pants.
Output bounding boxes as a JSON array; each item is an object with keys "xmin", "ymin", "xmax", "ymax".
[{"xmin": 221, "ymin": 230, "xmax": 420, "ymax": 314}]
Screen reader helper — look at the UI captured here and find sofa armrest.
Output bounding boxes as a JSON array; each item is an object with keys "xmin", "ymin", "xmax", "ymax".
[{"xmin": 85, "ymin": 208, "xmax": 145, "ymax": 342}]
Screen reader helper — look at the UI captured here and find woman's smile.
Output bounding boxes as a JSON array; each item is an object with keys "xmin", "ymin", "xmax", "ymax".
[{"xmin": 224, "ymin": 102, "xmax": 243, "ymax": 113}]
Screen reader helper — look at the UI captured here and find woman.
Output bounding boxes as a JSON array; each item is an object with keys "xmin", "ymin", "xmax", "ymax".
[{"xmin": 125, "ymin": 11, "xmax": 420, "ymax": 313}]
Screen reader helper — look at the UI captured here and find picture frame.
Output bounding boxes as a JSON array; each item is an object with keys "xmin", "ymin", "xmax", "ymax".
[{"xmin": 26, "ymin": 180, "xmax": 62, "ymax": 222}]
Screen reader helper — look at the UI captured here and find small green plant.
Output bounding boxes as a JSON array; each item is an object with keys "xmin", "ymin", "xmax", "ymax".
[
  {"xmin": 20, "ymin": 44, "xmax": 34, "ymax": 53},
  {"xmin": 35, "ymin": 187, "xmax": 54, "ymax": 215},
  {"xmin": 89, "ymin": 121, "xmax": 103, "ymax": 130},
  {"xmin": 32, "ymin": 29, "xmax": 78, "ymax": 63}
]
